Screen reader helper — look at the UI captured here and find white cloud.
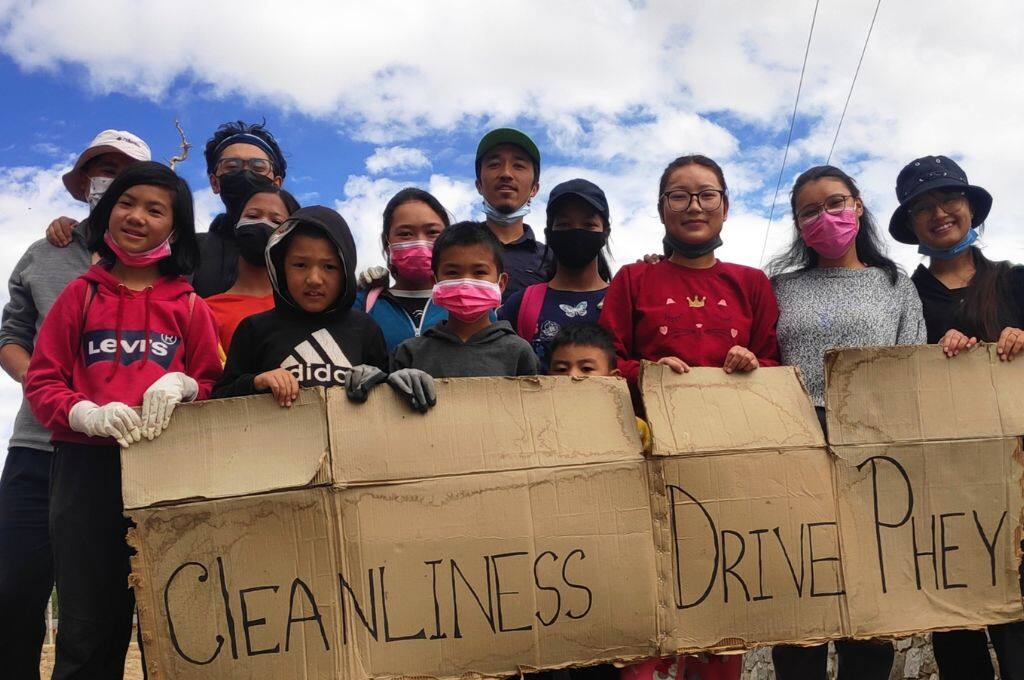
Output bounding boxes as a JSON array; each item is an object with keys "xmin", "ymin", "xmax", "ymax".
[{"xmin": 365, "ymin": 146, "xmax": 431, "ymax": 175}]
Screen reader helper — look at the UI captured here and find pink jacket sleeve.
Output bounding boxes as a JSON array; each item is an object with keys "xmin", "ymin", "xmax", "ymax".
[{"xmin": 183, "ymin": 296, "xmax": 224, "ymax": 400}]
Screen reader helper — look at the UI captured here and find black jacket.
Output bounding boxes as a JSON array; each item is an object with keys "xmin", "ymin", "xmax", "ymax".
[
  {"xmin": 213, "ymin": 206, "xmax": 387, "ymax": 397},
  {"xmin": 912, "ymin": 263, "xmax": 1024, "ymax": 343},
  {"xmin": 193, "ymin": 214, "xmax": 239, "ymax": 298}
]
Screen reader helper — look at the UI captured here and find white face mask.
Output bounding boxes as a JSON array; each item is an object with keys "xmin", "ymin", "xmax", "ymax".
[{"xmin": 87, "ymin": 176, "xmax": 115, "ymax": 211}]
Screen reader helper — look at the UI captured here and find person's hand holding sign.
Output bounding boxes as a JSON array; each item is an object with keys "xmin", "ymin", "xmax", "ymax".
[{"xmin": 254, "ymin": 368, "xmax": 300, "ymax": 407}]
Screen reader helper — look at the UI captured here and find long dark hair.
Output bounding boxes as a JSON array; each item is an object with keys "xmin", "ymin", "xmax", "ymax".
[
  {"xmin": 380, "ymin": 187, "xmax": 451, "ymax": 253},
  {"xmin": 961, "ymin": 242, "xmax": 1015, "ymax": 341},
  {"xmin": 88, "ymin": 161, "xmax": 199, "ymax": 276},
  {"xmin": 767, "ymin": 165, "xmax": 899, "ymax": 285}
]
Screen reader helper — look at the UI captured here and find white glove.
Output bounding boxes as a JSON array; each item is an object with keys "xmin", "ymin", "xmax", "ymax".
[
  {"xmin": 387, "ymin": 368, "xmax": 437, "ymax": 413},
  {"xmin": 357, "ymin": 265, "xmax": 390, "ymax": 290},
  {"xmin": 140, "ymin": 372, "xmax": 199, "ymax": 440},
  {"xmin": 69, "ymin": 400, "xmax": 142, "ymax": 448}
]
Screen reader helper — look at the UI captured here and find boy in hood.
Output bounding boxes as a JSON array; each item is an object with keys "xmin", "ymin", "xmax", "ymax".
[
  {"xmin": 390, "ymin": 222, "xmax": 538, "ymax": 408},
  {"xmin": 214, "ymin": 206, "xmax": 389, "ymax": 405}
]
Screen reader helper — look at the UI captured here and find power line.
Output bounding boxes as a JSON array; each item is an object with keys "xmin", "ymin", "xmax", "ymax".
[
  {"xmin": 826, "ymin": 0, "xmax": 884, "ymax": 164},
  {"xmin": 759, "ymin": 0, "xmax": 820, "ymax": 266}
]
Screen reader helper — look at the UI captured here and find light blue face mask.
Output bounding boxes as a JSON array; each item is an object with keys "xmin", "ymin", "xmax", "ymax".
[
  {"xmin": 918, "ymin": 228, "xmax": 978, "ymax": 260},
  {"xmin": 482, "ymin": 198, "xmax": 531, "ymax": 225}
]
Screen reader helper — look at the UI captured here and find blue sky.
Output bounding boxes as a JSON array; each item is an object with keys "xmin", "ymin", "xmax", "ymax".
[{"xmin": 1, "ymin": 0, "xmax": 1023, "ymax": 458}]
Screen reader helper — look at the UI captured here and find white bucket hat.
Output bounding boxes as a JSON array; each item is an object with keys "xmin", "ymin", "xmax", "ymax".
[{"xmin": 62, "ymin": 129, "xmax": 152, "ymax": 201}]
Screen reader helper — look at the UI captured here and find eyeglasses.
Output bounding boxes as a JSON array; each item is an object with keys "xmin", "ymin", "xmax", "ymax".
[
  {"xmin": 796, "ymin": 194, "xmax": 854, "ymax": 225},
  {"xmin": 908, "ymin": 192, "xmax": 967, "ymax": 222},
  {"xmin": 661, "ymin": 189, "xmax": 725, "ymax": 212},
  {"xmin": 216, "ymin": 157, "xmax": 275, "ymax": 176}
]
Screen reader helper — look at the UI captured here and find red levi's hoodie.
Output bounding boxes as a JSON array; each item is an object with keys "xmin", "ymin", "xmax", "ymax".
[
  {"xmin": 598, "ymin": 258, "xmax": 781, "ymax": 384},
  {"xmin": 24, "ymin": 264, "xmax": 223, "ymax": 445}
]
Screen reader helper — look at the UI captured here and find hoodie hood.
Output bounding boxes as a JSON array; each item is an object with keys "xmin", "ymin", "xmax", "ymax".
[
  {"xmin": 266, "ymin": 205, "xmax": 357, "ymax": 316},
  {"xmin": 82, "ymin": 263, "xmax": 195, "ymax": 299}
]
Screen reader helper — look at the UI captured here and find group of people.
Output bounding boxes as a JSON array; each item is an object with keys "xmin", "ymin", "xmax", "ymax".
[{"xmin": 0, "ymin": 119, "xmax": 1021, "ymax": 680}]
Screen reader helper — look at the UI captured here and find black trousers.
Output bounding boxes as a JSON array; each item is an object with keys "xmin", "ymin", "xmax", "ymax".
[
  {"xmin": 772, "ymin": 639, "xmax": 894, "ymax": 680},
  {"xmin": 49, "ymin": 441, "xmax": 135, "ymax": 680},
  {"xmin": 0, "ymin": 447, "xmax": 54, "ymax": 680},
  {"xmin": 934, "ymin": 624, "xmax": 1024, "ymax": 680}
]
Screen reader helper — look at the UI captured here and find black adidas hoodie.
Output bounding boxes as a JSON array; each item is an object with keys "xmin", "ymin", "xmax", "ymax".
[{"xmin": 213, "ymin": 206, "xmax": 387, "ymax": 397}]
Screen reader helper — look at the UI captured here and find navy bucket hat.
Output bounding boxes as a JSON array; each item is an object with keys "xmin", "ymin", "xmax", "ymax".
[{"xmin": 889, "ymin": 155, "xmax": 992, "ymax": 244}]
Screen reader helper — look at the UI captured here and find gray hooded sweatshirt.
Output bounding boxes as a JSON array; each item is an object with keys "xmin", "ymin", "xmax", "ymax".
[
  {"xmin": 391, "ymin": 320, "xmax": 539, "ymax": 378},
  {"xmin": 0, "ymin": 223, "xmax": 92, "ymax": 452}
]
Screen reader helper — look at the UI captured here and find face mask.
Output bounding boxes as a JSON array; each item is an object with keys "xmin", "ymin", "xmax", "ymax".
[
  {"xmin": 103, "ymin": 229, "xmax": 172, "ymax": 268},
  {"xmin": 482, "ymin": 198, "xmax": 531, "ymax": 225},
  {"xmin": 432, "ymin": 278, "xmax": 502, "ymax": 322},
  {"xmin": 217, "ymin": 170, "xmax": 265, "ymax": 216},
  {"xmin": 918, "ymin": 228, "xmax": 978, "ymax": 260},
  {"xmin": 88, "ymin": 176, "xmax": 114, "ymax": 211},
  {"xmin": 235, "ymin": 218, "xmax": 276, "ymax": 267},
  {"xmin": 800, "ymin": 208, "xmax": 859, "ymax": 260},
  {"xmin": 388, "ymin": 240, "xmax": 434, "ymax": 285},
  {"xmin": 663, "ymin": 232, "xmax": 722, "ymax": 259},
  {"xmin": 545, "ymin": 228, "xmax": 607, "ymax": 270}
]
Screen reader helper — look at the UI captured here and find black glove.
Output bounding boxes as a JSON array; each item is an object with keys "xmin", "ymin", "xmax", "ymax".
[
  {"xmin": 345, "ymin": 364, "xmax": 388, "ymax": 403},
  {"xmin": 387, "ymin": 368, "xmax": 437, "ymax": 413}
]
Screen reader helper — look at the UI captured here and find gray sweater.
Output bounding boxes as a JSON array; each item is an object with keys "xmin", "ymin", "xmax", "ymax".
[
  {"xmin": 772, "ymin": 267, "xmax": 926, "ymax": 407},
  {"xmin": 391, "ymin": 320, "xmax": 540, "ymax": 378},
  {"xmin": 0, "ymin": 224, "xmax": 92, "ymax": 451}
]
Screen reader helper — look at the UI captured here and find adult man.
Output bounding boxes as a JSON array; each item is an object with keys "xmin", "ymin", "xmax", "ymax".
[
  {"xmin": 474, "ymin": 128, "xmax": 555, "ymax": 300},
  {"xmin": 192, "ymin": 120, "xmax": 288, "ymax": 297},
  {"xmin": 45, "ymin": 120, "xmax": 289, "ymax": 298},
  {"xmin": 0, "ymin": 129, "xmax": 150, "ymax": 679}
]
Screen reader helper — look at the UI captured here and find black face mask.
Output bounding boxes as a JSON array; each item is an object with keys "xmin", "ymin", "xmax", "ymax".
[
  {"xmin": 235, "ymin": 220, "xmax": 275, "ymax": 267},
  {"xmin": 218, "ymin": 170, "xmax": 268, "ymax": 220},
  {"xmin": 663, "ymin": 231, "xmax": 722, "ymax": 259},
  {"xmin": 545, "ymin": 228, "xmax": 608, "ymax": 270}
]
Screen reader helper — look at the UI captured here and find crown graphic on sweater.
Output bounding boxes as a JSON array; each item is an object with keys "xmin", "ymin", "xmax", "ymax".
[{"xmin": 687, "ymin": 295, "xmax": 706, "ymax": 308}]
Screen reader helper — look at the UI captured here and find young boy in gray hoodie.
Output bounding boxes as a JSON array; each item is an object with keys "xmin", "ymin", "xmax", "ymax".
[{"xmin": 388, "ymin": 222, "xmax": 538, "ymax": 410}]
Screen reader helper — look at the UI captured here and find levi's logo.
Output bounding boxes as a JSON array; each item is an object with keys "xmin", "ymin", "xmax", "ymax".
[{"xmin": 82, "ymin": 330, "xmax": 180, "ymax": 369}]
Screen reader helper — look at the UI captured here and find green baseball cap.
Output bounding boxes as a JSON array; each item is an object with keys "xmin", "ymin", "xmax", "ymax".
[{"xmin": 475, "ymin": 128, "xmax": 541, "ymax": 170}]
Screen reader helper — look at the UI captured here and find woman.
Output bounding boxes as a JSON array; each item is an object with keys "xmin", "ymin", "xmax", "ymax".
[
  {"xmin": 204, "ymin": 175, "xmax": 300, "ymax": 357},
  {"xmin": 889, "ymin": 155, "xmax": 1024, "ymax": 680},
  {"xmin": 599, "ymin": 154, "xmax": 780, "ymax": 383},
  {"xmin": 768, "ymin": 164, "xmax": 926, "ymax": 679},
  {"xmin": 355, "ymin": 188, "xmax": 451, "ymax": 353},
  {"xmin": 600, "ymin": 154, "xmax": 780, "ymax": 680},
  {"xmin": 500, "ymin": 178, "xmax": 611, "ymax": 371}
]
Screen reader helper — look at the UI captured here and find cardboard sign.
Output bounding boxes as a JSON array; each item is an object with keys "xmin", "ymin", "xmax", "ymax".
[
  {"xmin": 128, "ymin": 377, "xmax": 657, "ymax": 679},
  {"xmin": 124, "ymin": 347, "xmax": 1024, "ymax": 679},
  {"xmin": 826, "ymin": 344, "xmax": 1024, "ymax": 636}
]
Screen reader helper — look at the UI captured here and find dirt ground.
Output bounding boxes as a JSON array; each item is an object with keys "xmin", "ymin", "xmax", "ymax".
[{"xmin": 39, "ymin": 643, "xmax": 143, "ymax": 679}]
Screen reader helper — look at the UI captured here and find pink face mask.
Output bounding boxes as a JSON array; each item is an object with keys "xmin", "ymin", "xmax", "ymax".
[
  {"xmin": 388, "ymin": 240, "xmax": 434, "ymax": 285},
  {"xmin": 103, "ymin": 230, "xmax": 173, "ymax": 268},
  {"xmin": 432, "ymin": 278, "xmax": 502, "ymax": 322},
  {"xmin": 800, "ymin": 208, "xmax": 859, "ymax": 260}
]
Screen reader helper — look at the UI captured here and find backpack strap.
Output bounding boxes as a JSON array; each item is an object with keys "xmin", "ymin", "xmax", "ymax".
[
  {"xmin": 365, "ymin": 286, "xmax": 385, "ymax": 314},
  {"xmin": 516, "ymin": 283, "xmax": 548, "ymax": 341}
]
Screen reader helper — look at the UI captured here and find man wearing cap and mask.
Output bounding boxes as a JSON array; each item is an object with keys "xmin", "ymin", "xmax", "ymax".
[
  {"xmin": 475, "ymin": 127, "xmax": 555, "ymax": 301},
  {"xmin": 0, "ymin": 129, "xmax": 150, "ymax": 677}
]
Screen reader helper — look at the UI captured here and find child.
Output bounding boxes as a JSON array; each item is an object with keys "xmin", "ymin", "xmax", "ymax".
[
  {"xmin": 548, "ymin": 322, "xmax": 651, "ymax": 453},
  {"xmin": 204, "ymin": 174, "xmax": 300, "ymax": 357},
  {"xmin": 23, "ymin": 161, "xmax": 223, "ymax": 678},
  {"xmin": 354, "ymin": 187, "xmax": 450, "ymax": 353},
  {"xmin": 499, "ymin": 179, "xmax": 611, "ymax": 371},
  {"xmin": 389, "ymin": 222, "xmax": 539, "ymax": 411},
  {"xmin": 214, "ymin": 205, "xmax": 389, "ymax": 406}
]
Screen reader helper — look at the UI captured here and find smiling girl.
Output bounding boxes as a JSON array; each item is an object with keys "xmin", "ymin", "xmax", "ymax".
[{"xmin": 23, "ymin": 161, "xmax": 222, "ymax": 678}]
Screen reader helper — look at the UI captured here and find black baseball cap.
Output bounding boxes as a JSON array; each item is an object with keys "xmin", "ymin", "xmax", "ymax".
[{"xmin": 546, "ymin": 179, "xmax": 610, "ymax": 227}]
